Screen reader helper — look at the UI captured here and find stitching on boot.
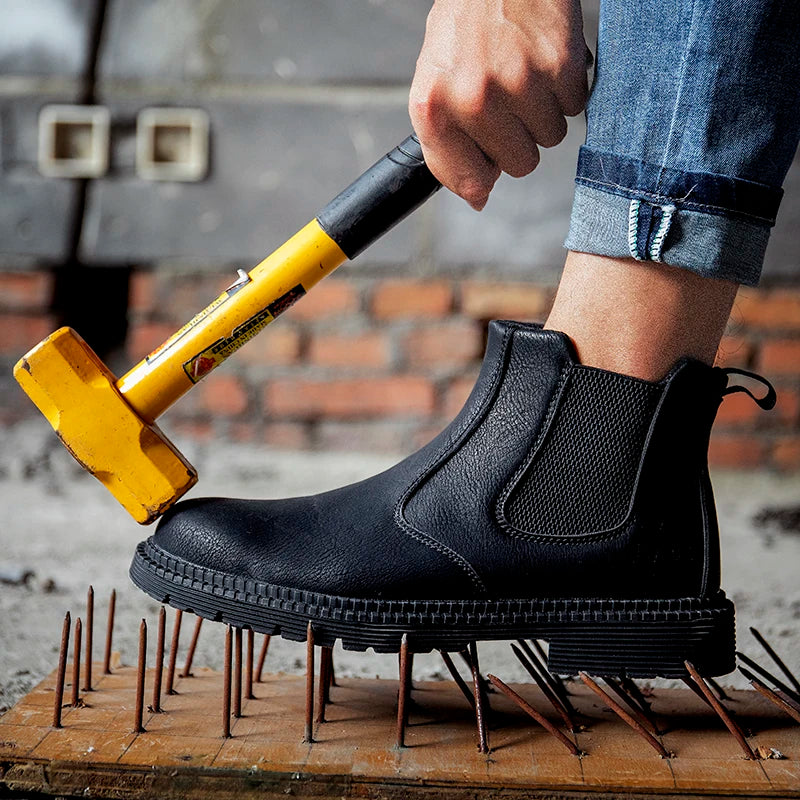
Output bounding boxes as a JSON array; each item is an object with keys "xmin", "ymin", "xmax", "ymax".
[{"xmin": 394, "ymin": 323, "xmax": 519, "ymax": 595}]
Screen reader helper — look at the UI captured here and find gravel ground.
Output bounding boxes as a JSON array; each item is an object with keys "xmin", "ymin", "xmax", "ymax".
[{"xmin": 1, "ymin": 420, "xmax": 798, "ymax": 713}]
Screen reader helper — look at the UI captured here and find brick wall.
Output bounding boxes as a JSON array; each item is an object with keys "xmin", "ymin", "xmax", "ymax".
[
  {"xmin": 1, "ymin": 0, "xmax": 799, "ymax": 470},
  {"xmin": 4, "ymin": 268, "xmax": 797, "ymax": 469}
]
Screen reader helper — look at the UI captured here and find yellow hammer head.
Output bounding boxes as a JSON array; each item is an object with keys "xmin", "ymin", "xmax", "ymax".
[{"xmin": 14, "ymin": 327, "xmax": 197, "ymax": 524}]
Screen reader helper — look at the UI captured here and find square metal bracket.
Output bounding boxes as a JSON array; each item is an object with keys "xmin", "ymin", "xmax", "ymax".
[
  {"xmin": 38, "ymin": 105, "xmax": 110, "ymax": 178},
  {"xmin": 136, "ymin": 108, "xmax": 210, "ymax": 182}
]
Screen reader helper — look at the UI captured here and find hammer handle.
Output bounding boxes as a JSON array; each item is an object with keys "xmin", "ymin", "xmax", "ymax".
[
  {"xmin": 317, "ymin": 134, "xmax": 440, "ymax": 259},
  {"xmin": 117, "ymin": 134, "xmax": 440, "ymax": 421}
]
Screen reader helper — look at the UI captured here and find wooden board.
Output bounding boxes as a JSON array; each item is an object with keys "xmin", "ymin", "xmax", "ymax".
[{"xmin": 1, "ymin": 662, "xmax": 798, "ymax": 799}]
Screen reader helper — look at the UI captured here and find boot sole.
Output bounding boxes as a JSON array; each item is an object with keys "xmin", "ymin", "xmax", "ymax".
[{"xmin": 130, "ymin": 538, "xmax": 735, "ymax": 678}]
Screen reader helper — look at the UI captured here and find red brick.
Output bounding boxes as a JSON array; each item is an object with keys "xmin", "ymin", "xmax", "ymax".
[
  {"xmin": 284, "ymin": 280, "xmax": 359, "ymax": 321},
  {"xmin": 734, "ymin": 288, "xmax": 800, "ymax": 330},
  {"xmin": 308, "ymin": 331, "xmax": 390, "ymax": 369},
  {"xmin": 238, "ymin": 324, "xmax": 302, "ymax": 366},
  {"xmin": 170, "ymin": 419, "xmax": 215, "ymax": 442},
  {"xmin": 0, "ymin": 272, "xmax": 51, "ymax": 311},
  {"xmin": 758, "ymin": 339, "xmax": 800, "ymax": 376},
  {"xmin": 0, "ymin": 313, "xmax": 55, "ymax": 355},
  {"xmin": 716, "ymin": 392, "xmax": 764, "ymax": 426},
  {"xmin": 461, "ymin": 282, "xmax": 552, "ymax": 320},
  {"xmin": 403, "ymin": 322, "xmax": 483, "ymax": 368},
  {"xmin": 262, "ymin": 422, "xmax": 311, "ymax": 449},
  {"xmin": 708, "ymin": 434, "xmax": 768, "ymax": 468},
  {"xmin": 264, "ymin": 376, "xmax": 435, "ymax": 419},
  {"xmin": 170, "ymin": 274, "xmax": 232, "ymax": 318},
  {"xmin": 714, "ymin": 335, "xmax": 752, "ymax": 369},
  {"xmin": 127, "ymin": 321, "xmax": 179, "ymax": 361},
  {"xmin": 716, "ymin": 386, "xmax": 800, "ymax": 428},
  {"xmin": 197, "ymin": 373, "xmax": 248, "ymax": 416},
  {"xmin": 443, "ymin": 373, "xmax": 479, "ymax": 418},
  {"xmin": 128, "ymin": 272, "xmax": 157, "ymax": 314},
  {"xmin": 371, "ymin": 281, "xmax": 453, "ymax": 319},
  {"xmin": 772, "ymin": 436, "xmax": 800, "ymax": 471}
]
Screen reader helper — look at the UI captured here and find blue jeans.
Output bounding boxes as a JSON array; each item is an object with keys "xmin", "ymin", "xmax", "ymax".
[{"xmin": 565, "ymin": 0, "xmax": 800, "ymax": 286}]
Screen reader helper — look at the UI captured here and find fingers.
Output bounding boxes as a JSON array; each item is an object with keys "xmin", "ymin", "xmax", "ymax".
[{"xmin": 413, "ymin": 117, "xmax": 502, "ymax": 211}]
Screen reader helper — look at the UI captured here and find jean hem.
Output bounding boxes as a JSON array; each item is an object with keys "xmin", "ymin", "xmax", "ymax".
[{"xmin": 565, "ymin": 184, "xmax": 769, "ymax": 286}]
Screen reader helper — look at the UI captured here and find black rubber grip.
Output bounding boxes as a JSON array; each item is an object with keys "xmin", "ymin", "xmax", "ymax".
[{"xmin": 316, "ymin": 134, "xmax": 441, "ymax": 259}]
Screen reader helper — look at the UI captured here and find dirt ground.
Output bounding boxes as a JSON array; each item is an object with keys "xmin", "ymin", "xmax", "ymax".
[{"xmin": 1, "ymin": 420, "xmax": 798, "ymax": 713}]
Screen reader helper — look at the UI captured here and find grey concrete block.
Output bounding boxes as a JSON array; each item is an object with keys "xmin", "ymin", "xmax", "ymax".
[
  {"xmin": 0, "ymin": 0, "xmax": 95, "ymax": 77},
  {"xmin": 99, "ymin": 0, "xmax": 430, "ymax": 85},
  {"xmin": 80, "ymin": 97, "xmax": 424, "ymax": 266},
  {"xmin": 0, "ymin": 174, "xmax": 79, "ymax": 260},
  {"xmin": 431, "ymin": 120, "xmax": 585, "ymax": 282}
]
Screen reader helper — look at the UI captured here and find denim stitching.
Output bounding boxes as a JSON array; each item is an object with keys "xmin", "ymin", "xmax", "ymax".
[
  {"xmin": 649, "ymin": 204, "xmax": 676, "ymax": 261},
  {"xmin": 575, "ymin": 177, "xmax": 776, "ymax": 224},
  {"xmin": 627, "ymin": 199, "xmax": 642, "ymax": 260}
]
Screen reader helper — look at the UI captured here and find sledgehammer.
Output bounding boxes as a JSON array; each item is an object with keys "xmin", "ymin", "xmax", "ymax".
[{"xmin": 14, "ymin": 134, "xmax": 439, "ymax": 524}]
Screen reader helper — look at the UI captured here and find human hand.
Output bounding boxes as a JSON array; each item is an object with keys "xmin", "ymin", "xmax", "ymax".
[{"xmin": 409, "ymin": 0, "xmax": 590, "ymax": 210}]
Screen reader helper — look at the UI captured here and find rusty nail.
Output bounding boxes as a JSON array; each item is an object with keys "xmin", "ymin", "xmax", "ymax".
[
  {"xmin": 601, "ymin": 675, "xmax": 659, "ymax": 736},
  {"xmin": 234, "ymin": 628, "xmax": 243, "ymax": 718},
  {"xmin": 528, "ymin": 640, "xmax": 571, "ymax": 706},
  {"xmin": 396, "ymin": 635, "xmax": 412, "ymax": 748},
  {"xmin": 222, "ymin": 625, "xmax": 232, "ymax": 738},
  {"xmin": 83, "ymin": 586, "xmax": 93, "ymax": 692},
  {"xmin": 165, "ymin": 608, "xmax": 182, "ymax": 695},
  {"xmin": 737, "ymin": 651, "xmax": 800, "ymax": 705},
  {"xmin": 103, "ymin": 589, "xmax": 116, "ymax": 675},
  {"xmin": 511, "ymin": 643, "xmax": 576, "ymax": 732},
  {"xmin": 246, "ymin": 629, "xmax": 255, "ymax": 700},
  {"xmin": 684, "ymin": 661, "xmax": 755, "ymax": 760},
  {"xmin": 180, "ymin": 615, "xmax": 202, "ymax": 678},
  {"xmin": 329, "ymin": 649, "xmax": 337, "ymax": 688},
  {"xmin": 682, "ymin": 675, "xmax": 714, "ymax": 708},
  {"xmin": 619, "ymin": 671, "xmax": 653, "ymax": 710},
  {"xmin": 256, "ymin": 634, "xmax": 271, "ymax": 683},
  {"xmin": 580, "ymin": 672, "xmax": 670, "ymax": 758},
  {"xmin": 469, "ymin": 642, "xmax": 489, "ymax": 753},
  {"xmin": 706, "ymin": 676, "xmax": 730, "ymax": 702},
  {"xmin": 317, "ymin": 647, "xmax": 332, "ymax": 723},
  {"xmin": 71, "ymin": 617, "xmax": 82, "ymax": 708},
  {"xmin": 518, "ymin": 640, "xmax": 577, "ymax": 716},
  {"xmin": 134, "ymin": 619, "xmax": 147, "ymax": 734},
  {"xmin": 440, "ymin": 651, "xmax": 476, "ymax": 709},
  {"xmin": 460, "ymin": 648, "xmax": 491, "ymax": 699},
  {"xmin": 323, "ymin": 646, "xmax": 333, "ymax": 704},
  {"xmin": 488, "ymin": 674, "xmax": 580, "ymax": 756},
  {"xmin": 53, "ymin": 611, "xmax": 71, "ymax": 728},
  {"xmin": 750, "ymin": 627, "xmax": 800, "ymax": 697},
  {"xmin": 151, "ymin": 607, "xmax": 166, "ymax": 713},
  {"xmin": 740, "ymin": 666, "xmax": 800, "ymax": 725},
  {"xmin": 304, "ymin": 621, "xmax": 315, "ymax": 743}
]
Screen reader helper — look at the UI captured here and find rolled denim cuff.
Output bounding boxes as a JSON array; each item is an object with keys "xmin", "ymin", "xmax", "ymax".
[{"xmin": 565, "ymin": 147, "xmax": 784, "ymax": 286}]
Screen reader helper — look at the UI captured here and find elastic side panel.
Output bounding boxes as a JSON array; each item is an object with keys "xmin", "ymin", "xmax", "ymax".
[{"xmin": 505, "ymin": 366, "xmax": 662, "ymax": 536}]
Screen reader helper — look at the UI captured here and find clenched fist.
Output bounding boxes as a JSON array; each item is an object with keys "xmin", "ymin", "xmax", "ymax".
[{"xmin": 409, "ymin": 0, "xmax": 590, "ymax": 210}]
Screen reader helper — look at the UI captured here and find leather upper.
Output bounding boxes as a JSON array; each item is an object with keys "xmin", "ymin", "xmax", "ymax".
[{"xmin": 153, "ymin": 320, "xmax": 728, "ymax": 602}]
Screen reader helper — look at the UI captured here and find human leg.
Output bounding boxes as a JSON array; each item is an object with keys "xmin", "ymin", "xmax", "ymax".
[{"xmin": 553, "ymin": 0, "xmax": 800, "ymax": 379}]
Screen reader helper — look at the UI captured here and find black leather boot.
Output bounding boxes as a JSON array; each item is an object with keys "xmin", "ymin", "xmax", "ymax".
[{"xmin": 130, "ymin": 320, "xmax": 775, "ymax": 677}]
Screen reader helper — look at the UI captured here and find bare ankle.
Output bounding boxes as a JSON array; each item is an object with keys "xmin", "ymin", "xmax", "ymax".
[{"xmin": 544, "ymin": 252, "xmax": 739, "ymax": 381}]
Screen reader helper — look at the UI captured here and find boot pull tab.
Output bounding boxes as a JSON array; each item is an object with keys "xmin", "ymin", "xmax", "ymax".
[{"xmin": 720, "ymin": 367, "xmax": 777, "ymax": 410}]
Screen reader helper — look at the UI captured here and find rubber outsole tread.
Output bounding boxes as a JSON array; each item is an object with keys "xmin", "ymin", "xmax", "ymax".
[{"xmin": 130, "ymin": 538, "xmax": 736, "ymax": 678}]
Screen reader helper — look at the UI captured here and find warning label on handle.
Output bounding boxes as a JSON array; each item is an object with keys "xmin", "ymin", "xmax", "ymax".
[{"xmin": 182, "ymin": 284, "xmax": 305, "ymax": 383}]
